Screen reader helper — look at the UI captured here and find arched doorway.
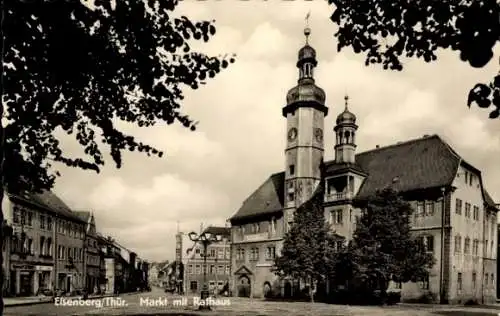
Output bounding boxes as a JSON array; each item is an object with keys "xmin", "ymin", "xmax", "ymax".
[
  {"xmin": 237, "ymin": 275, "xmax": 251, "ymax": 297},
  {"xmin": 263, "ymin": 282, "xmax": 272, "ymax": 298},
  {"xmin": 284, "ymin": 280, "xmax": 292, "ymax": 298}
]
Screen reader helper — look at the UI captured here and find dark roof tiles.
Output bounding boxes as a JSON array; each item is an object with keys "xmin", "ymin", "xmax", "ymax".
[{"xmin": 229, "ymin": 134, "xmax": 494, "ymax": 221}]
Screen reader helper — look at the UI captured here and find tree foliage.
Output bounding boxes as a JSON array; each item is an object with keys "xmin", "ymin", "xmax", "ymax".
[
  {"xmin": 273, "ymin": 180, "xmax": 341, "ymax": 302},
  {"xmin": 348, "ymin": 188, "xmax": 435, "ymax": 292},
  {"xmin": 329, "ymin": 0, "xmax": 500, "ymax": 118},
  {"xmin": 0, "ymin": 0, "xmax": 234, "ymax": 313}
]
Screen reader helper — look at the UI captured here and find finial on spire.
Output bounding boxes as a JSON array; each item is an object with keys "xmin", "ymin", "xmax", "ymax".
[
  {"xmin": 304, "ymin": 11, "xmax": 311, "ymax": 44},
  {"xmin": 344, "ymin": 94, "xmax": 349, "ymax": 111}
]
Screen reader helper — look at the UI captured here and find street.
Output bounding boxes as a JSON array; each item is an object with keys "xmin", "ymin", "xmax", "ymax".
[{"xmin": 4, "ymin": 287, "xmax": 500, "ymax": 316}]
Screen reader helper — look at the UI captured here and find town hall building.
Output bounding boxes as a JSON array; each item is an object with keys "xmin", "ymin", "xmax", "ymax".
[{"xmin": 228, "ymin": 25, "xmax": 498, "ymax": 304}]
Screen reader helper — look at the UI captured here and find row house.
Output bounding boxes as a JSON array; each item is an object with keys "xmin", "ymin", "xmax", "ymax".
[
  {"xmin": 75, "ymin": 211, "xmax": 101, "ymax": 294},
  {"xmin": 2, "ymin": 220, "xmax": 12, "ymax": 297},
  {"xmin": 184, "ymin": 226, "xmax": 231, "ymax": 295},
  {"xmin": 2, "ymin": 190, "xmax": 86, "ymax": 296},
  {"xmin": 228, "ymin": 23, "xmax": 498, "ymax": 303}
]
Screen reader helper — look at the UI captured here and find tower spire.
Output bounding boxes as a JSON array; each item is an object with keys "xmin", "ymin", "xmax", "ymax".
[
  {"xmin": 304, "ymin": 11, "xmax": 311, "ymax": 44},
  {"xmin": 344, "ymin": 94, "xmax": 349, "ymax": 111}
]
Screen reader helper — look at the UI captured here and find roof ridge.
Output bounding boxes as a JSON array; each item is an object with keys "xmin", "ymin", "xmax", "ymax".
[{"xmin": 355, "ymin": 134, "xmax": 440, "ymax": 156}]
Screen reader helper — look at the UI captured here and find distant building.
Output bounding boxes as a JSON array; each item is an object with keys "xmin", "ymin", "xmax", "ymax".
[
  {"xmin": 228, "ymin": 24, "xmax": 498, "ymax": 304},
  {"xmin": 184, "ymin": 226, "xmax": 231, "ymax": 295},
  {"xmin": 148, "ymin": 263, "xmax": 160, "ymax": 287}
]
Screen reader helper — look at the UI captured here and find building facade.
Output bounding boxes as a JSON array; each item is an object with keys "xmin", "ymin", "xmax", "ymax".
[
  {"xmin": 228, "ymin": 25, "xmax": 498, "ymax": 303},
  {"xmin": 76, "ymin": 211, "xmax": 101, "ymax": 293},
  {"xmin": 184, "ymin": 226, "xmax": 231, "ymax": 295},
  {"xmin": 3, "ymin": 190, "xmax": 86, "ymax": 296},
  {"xmin": 2, "ymin": 220, "xmax": 12, "ymax": 297}
]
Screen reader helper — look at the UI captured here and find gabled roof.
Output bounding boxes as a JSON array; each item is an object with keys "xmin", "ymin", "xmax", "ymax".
[
  {"xmin": 484, "ymin": 190, "xmax": 499, "ymax": 211},
  {"xmin": 202, "ymin": 226, "xmax": 230, "ymax": 237},
  {"xmin": 229, "ymin": 134, "xmax": 495, "ymax": 221},
  {"xmin": 8, "ymin": 190, "xmax": 84, "ymax": 223}
]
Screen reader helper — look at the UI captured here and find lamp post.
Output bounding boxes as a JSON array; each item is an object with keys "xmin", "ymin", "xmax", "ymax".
[{"xmin": 188, "ymin": 231, "xmax": 222, "ymax": 311}]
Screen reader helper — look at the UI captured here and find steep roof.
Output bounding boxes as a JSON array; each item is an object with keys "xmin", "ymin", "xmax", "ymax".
[
  {"xmin": 229, "ymin": 134, "xmax": 491, "ymax": 221},
  {"xmin": 351, "ymin": 135, "xmax": 460, "ymax": 200},
  {"xmin": 484, "ymin": 190, "xmax": 499, "ymax": 211},
  {"xmin": 229, "ymin": 172, "xmax": 284, "ymax": 221},
  {"xmin": 203, "ymin": 226, "xmax": 230, "ymax": 237},
  {"xmin": 9, "ymin": 190, "xmax": 84, "ymax": 223}
]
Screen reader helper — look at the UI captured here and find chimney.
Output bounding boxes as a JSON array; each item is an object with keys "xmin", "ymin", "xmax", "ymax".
[
  {"xmin": 375, "ymin": 145, "xmax": 380, "ymax": 149},
  {"xmin": 423, "ymin": 134, "xmax": 429, "ymax": 138}
]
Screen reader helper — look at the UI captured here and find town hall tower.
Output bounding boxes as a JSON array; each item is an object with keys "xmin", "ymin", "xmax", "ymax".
[{"xmin": 282, "ymin": 24, "xmax": 328, "ymax": 227}]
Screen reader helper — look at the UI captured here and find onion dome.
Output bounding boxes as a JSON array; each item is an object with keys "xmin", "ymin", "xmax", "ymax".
[{"xmin": 336, "ymin": 95, "xmax": 356, "ymax": 124}]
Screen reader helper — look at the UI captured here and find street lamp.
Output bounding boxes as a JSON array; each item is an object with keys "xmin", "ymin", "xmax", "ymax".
[{"xmin": 188, "ymin": 231, "xmax": 223, "ymax": 311}]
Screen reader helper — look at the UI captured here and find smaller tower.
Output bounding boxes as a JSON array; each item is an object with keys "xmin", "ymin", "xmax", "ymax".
[{"xmin": 334, "ymin": 95, "xmax": 358, "ymax": 164}]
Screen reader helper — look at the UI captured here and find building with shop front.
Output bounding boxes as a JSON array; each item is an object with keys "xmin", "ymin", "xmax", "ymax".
[
  {"xmin": 228, "ymin": 24, "xmax": 498, "ymax": 304},
  {"xmin": 75, "ymin": 211, "xmax": 101, "ymax": 294},
  {"xmin": 184, "ymin": 226, "xmax": 231, "ymax": 295},
  {"xmin": 2, "ymin": 220, "xmax": 12, "ymax": 297}
]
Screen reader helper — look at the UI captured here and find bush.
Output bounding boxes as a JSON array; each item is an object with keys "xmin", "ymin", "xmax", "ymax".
[
  {"xmin": 386, "ymin": 291, "xmax": 401, "ymax": 305},
  {"xmin": 404, "ymin": 292, "xmax": 437, "ymax": 304},
  {"xmin": 464, "ymin": 299, "xmax": 479, "ymax": 305}
]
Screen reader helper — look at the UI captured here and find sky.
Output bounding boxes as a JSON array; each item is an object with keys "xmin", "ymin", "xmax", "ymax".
[{"xmin": 52, "ymin": 1, "xmax": 500, "ymax": 262}]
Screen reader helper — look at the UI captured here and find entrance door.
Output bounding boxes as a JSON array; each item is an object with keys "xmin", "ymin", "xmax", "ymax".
[
  {"xmin": 66, "ymin": 276, "xmax": 71, "ymax": 293},
  {"xmin": 237, "ymin": 275, "xmax": 251, "ymax": 297},
  {"xmin": 19, "ymin": 272, "xmax": 33, "ymax": 296}
]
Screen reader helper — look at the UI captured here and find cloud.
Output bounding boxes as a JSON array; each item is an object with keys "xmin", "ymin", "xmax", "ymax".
[{"xmin": 51, "ymin": 1, "xmax": 500, "ymax": 261}]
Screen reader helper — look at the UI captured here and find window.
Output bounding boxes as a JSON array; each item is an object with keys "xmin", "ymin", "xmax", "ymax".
[
  {"xmin": 394, "ymin": 282, "xmax": 402, "ymax": 289},
  {"xmin": 464, "ymin": 171, "xmax": 468, "ymax": 184},
  {"xmin": 485, "ymin": 273, "xmax": 488, "ymax": 286},
  {"xmin": 187, "ymin": 265, "xmax": 193, "ymax": 274},
  {"xmin": 217, "ymin": 265, "xmax": 224, "ymax": 275},
  {"xmin": 464, "ymin": 237, "xmax": 470, "ymax": 254},
  {"xmin": 210, "ymin": 265, "xmax": 215, "ymax": 274},
  {"xmin": 457, "ymin": 273, "xmax": 463, "ymax": 291},
  {"xmin": 250, "ymin": 247, "xmax": 259, "ymax": 261},
  {"xmin": 473, "ymin": 206, "xmax": 479, "ymax": 220},
  {"xmin": 40, "ymin": 236, "xmax": 45, "ymax": 256},
  {"xmin": 288, "ymin": 192, "xmax": 294, "ymax": 202},
  {"xmin": 465, "ymin": 203, "xmax": 471, "ymax": 218},
  {"xmin": 236, "ymin": 248, "xmax": 245, "ymax": 261},
  {"xmin": 469, "ymin": 173, "xmax": 473, "ymax": 186},
  {"xmin": 225, "ymin": 265, "xmax": 230, "ymax": 275},
  {"xmin": 425, "ymin": 236, "xmax": 434, "ymax": 253},
  {"xmin": 416, "ymin": 202, "xmax": 424, "ymax": 216},
  {"xmin": 13, "ymin": 207, "xmax": 20, "ymax": 224},
  {"xmin": 254, "ymin": 223, "xmax": 260, "ymax": 233},
  {"xmin": 190, "ymin": 281, "xmax": 198, "ymax": 291},
  {"xmin": 195, "ymin": 265, "xmax": 201, "ymax": 274},
  {"xmin": 40, "ymin": 215, "xmax": 45, "ymax": 229},
  {"xmin": 335, "ymin": 240, "xmax": 344, "ymax": 251},
  {"xmin": 195, "ymin": 248, "xmax": 200, "ymax": 254},
  {"xmin": 225, "ymin": 249, "xmax": 230, "ymax": 260},
  {"xmin": 330, "ymin": 210, "xmax": 343, "ymax": 225},
  {"xmin": 210, "ymin": 248, "xmax": 216, "ymax": 257},
  {"xmin": 67, "ymin": 248, "xmax": 72, "ymax": 260},
  {"xmin": 425, "ymin": 201, "xmax": 434, "ymax": 216},
  {"xmin": 27, "ymin": 212, "xmax": 33, "ymax": 226},
  {"xmin": 419, "ymin": 275, "xmax": 429, "ymax": 290},
  {"xmin": 472, "ymin": 272, "xmax": 476, "ymax": 289},
  {"xmin": 473, "ymin": 239, "xmax": 479, "ymax": 256},
  {"xmin": 289, "ymin": 164, "xmax": 295, "ymax": 176},
  {"xmin": 454, "ymin": 235, "xmax": 461, "ymax": 253},
  {"xmin": 28, "ymin": 238, "xmax": 33, "ymax": 255},
  {"xmin": 491, "ymin": 274, "xmax": 494, "ymax": 288},
  {"xmin": 485, "ymin": 240, "xmax": 489, "ymax": 257},
  {"xmin": 266, "ymin": 246, "xmax": 276, "ymax": 260},
  {"xmin": 21, "ymin": 209, "xmax": 26, "ymax": 225},
  {"xmin": 218, "ymin": 249, "xmax": 224, "ymax": 259},
  {"xmin": 456, "ymin": 199, "xmax": 462, "ymax": 215}
]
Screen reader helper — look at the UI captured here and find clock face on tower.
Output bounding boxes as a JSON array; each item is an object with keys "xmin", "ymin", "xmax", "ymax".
[
  {"xmin": 314, "ymin": 128, "xmax": 323, "ymax": 142},
  {"xmin": 288, "ymin": 128, "xmax": 298, "ymax": 141}
]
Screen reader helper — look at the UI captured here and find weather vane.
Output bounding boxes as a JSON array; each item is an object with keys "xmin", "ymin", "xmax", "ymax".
[
  {"xmin": 304, "ymin": 11, "xmax": 311, "ymax": 44},
  {"xmin": 344, "ymin": 94, "xmax": 349, "ymax": 110}
]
